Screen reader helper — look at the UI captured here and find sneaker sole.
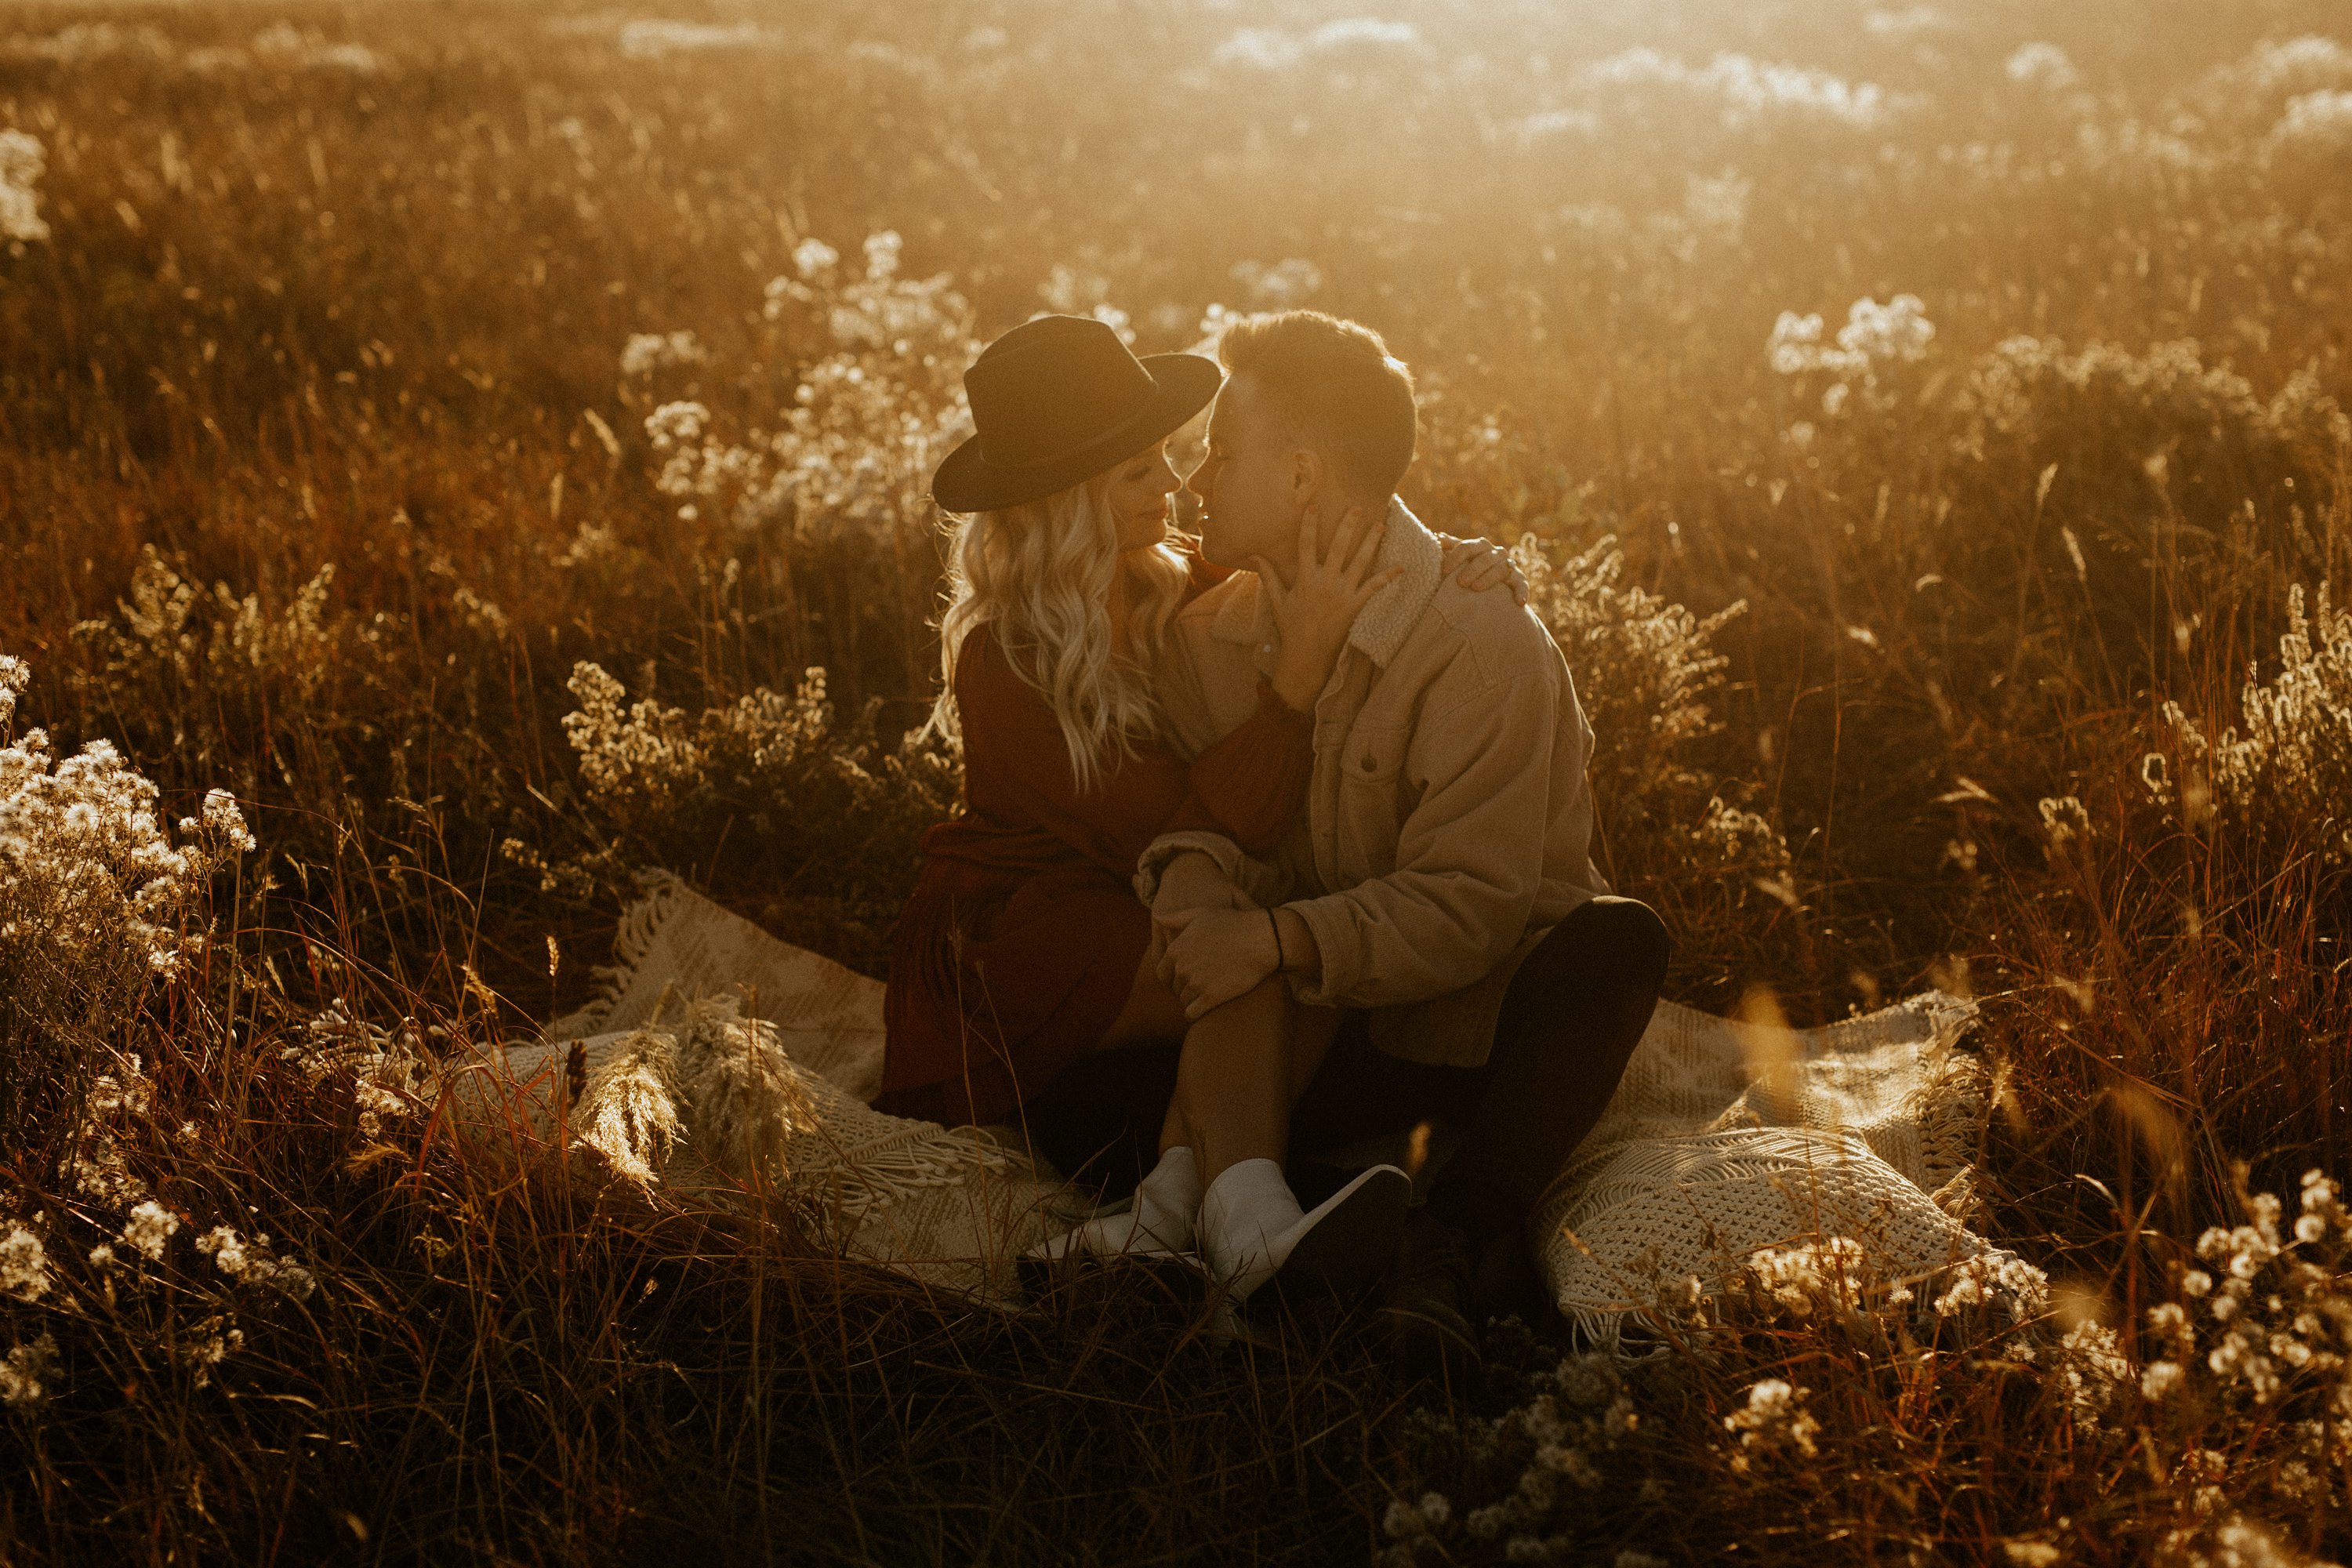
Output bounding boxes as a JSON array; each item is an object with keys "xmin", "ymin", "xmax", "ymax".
[
  {"xmin": 1018, "ymin": 1245, "xmax": 1211, "ymax": 1304},
  {"xmin": 1265, "ymin": 1166, "xmax": 1412, "ymax": 1300}
]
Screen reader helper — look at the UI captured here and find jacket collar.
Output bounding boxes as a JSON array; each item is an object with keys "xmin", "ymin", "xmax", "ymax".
[{"xmin": 1208, "ymin": 497, "xmax": 1444, "ymax": 669}]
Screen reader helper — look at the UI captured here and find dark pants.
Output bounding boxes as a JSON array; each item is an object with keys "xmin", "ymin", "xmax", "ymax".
[{"xmin": 1021, "ymin": 896, "xmax": 1671, "ymax": 1239}]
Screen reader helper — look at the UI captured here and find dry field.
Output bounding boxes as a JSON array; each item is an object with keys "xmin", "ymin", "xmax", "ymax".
[{"xmin": 3, "ymin": 0, "xmax": 2351, "ymax": 1562}]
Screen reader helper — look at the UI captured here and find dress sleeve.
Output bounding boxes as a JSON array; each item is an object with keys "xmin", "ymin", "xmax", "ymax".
[{"xmin": 956, "ymin": 625, "xmax": 1313, "ymax": 878}]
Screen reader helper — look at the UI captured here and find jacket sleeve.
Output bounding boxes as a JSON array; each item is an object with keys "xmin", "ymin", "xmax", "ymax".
[{"xmin": 1283, "ymin": 663, "xmax": 1562, "ymax": 1009}]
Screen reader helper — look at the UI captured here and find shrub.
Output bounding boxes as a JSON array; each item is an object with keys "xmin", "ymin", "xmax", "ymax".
[
  {"xmin": 1517, "ymin": 536, "xmax": 1796, "ymax": 932},
  {"xmin": 2145, "ymin": 581, "xmax": 2352, "ymax": 913},
  {"xmin": 509, "ymin": 659, "xmax": 958, "ymax": 965},
  {"xmin": 0, "ymin": 652, "xmax": 252, "ymax": 1134}
]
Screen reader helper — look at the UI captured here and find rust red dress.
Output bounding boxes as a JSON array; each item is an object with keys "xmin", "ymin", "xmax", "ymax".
[{"xmin": 877, "ymin": 615, "xmax": 1313, "ymax": 1127}]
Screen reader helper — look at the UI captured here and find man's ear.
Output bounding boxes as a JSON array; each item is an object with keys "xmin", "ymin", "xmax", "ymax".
[{"xmin": 1287, "ymin": 444, "xmax": 1323, "ymax": 500}]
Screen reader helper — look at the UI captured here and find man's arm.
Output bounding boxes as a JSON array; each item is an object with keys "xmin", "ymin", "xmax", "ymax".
[
  {"xmin": 1162, "ymin": 658, "xmax": 1562, "ymax": 1018},
  {"xmin": 1285, "ymin": 668, "xmax": 1556, "ymax": 1008}
]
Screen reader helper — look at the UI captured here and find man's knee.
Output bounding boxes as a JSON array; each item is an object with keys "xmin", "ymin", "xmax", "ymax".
[
  {"xmin": 1575, "ymin": 895, "xmax": 1671, "ymax": 990},
  {"xmin": 1517, "ymin": 895, "xmax": 1669, "ymax": 996}
]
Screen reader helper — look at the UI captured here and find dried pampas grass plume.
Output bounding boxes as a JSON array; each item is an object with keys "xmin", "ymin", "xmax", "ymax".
[
  {"xmin": 670, "ymin": 996, "xmax": 815, "ymax": 1184},
  {"xmin": 572, "ymin": 1029, "xmax": 684, "ymax": 1185}
]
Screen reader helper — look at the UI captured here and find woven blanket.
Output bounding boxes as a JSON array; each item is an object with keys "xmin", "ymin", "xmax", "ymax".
[{"xmin": 453, "ymin": 873, "xmax": 2004, "ymax": 1331}]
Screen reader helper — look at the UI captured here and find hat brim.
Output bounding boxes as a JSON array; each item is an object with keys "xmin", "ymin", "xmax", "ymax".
[{"xmin": 931, "ymin": 352, "xmax": 1223, "ymax": 514}]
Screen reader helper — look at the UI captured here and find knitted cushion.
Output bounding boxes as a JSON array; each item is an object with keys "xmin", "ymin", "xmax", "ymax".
[
  {"xmin": 1528, "ymin": 994, "xmax": 1998, "ymax": 1351},
  {"xmin": 1533, "ymin": 1127, "xmax": 1990, "ymax": 1348}
]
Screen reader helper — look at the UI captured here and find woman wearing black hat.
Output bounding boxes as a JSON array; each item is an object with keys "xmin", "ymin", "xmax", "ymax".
[{"xmin": 877, "ymin": 314, "xmax": 1515, "ymax": 1294}]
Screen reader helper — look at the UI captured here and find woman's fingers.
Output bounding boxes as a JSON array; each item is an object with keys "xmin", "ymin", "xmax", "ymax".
[
  {"xmin": 1344, "ymin": 564, "xmax": 1406, "ymax": 615},
  {"xmin": 1341, "ymin": 507, "xmax": 1385, "ymax": 584},
  {"xmin": 1457, "ymin": 551, "xmax": 1505, "ymax": 589},
  {"xmin": 1316, "ymin": 503, "xmax": 1364, "ymax": 574},
  {"xmin": 1248, "ymin": 555, "xmax": 1285, "ymax": 610}
]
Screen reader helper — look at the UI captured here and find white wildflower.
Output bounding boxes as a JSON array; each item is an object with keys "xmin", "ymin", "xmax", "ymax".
[
  {"xmin": 2057, "ymin": 1320, "xmax": 2132, "ymax": 1428},
  {"xmin": 1229, "ymin": 258, "xmax": 1325, "ymax": 310},
  {"xmin": 619, "ymin": 330, "xmax": 710, "ymax": 378},
  {"xmin": 354, "ymin": 1079, "xmax": 408, "ymax": 1138},
  {"xmin": 5, "ymin": 23, "xmax": 170, "ymax": 65},
  {"xmin": 246, "ymin": 1252, "xmax": 318, "ymax": 1303},
  {"xmin": 0, "ymin": 129, "xmax": 52, "ymax": 245},
  {"xmin": 2038, "ymin": 795, "xmax": 2092, "ymax": 848},
  {"xmin": 183, "ymin": 1316, "xmax": 245, "ymax": 1388},
  {"xmin": 2005, "ymin": 43, "xmax": 2081, "ymax": 92},
  {"xmin": 1934, "ymin": 1250, "xmax": 2051, "ymax": 1321},
  {"xmin": 792, "ymin": 237, "xmax": 840, "ymax": 280},
  {"xmin": 1863, "ymin": 7, "xmax": 1948, "ymax": 38},
  {"xmin": 1747, "ymin": 1236, "xmax": 1871, "ymax": 1318},
  {"xmin": 2, "ymin": 652, "xmax": 254, "ymax": 1082},
  {"xmin": 0, "ymin": 654, "xmax": 27, "ymax": 726},
  {"xmin": 1770, "ymin": 295, "xmax": 1935, "ymax": 416},
  {"xmin": 249, "ymin": 24, "xmax": 383, "ymax": 72},
  {"xmin": 122, "ymin": 1200, "xmax": 179, "ymax": 1261},
  {"xmin": 1588, "ymin": 48, "xmax": 1887, "ymax": 129},
  {"xmin": 194, "ymin": 1225, "xmax": 250, "ymax": 1280},
  {"xmin": 1, "ymin": 1221, "xmax": 49, "ymax": 1301},
  {"xmin": 0, "ymin": 1334, "xmax": 63, "ymax": 1410},
  {"xmin": 1723, "ymin": 1377, "xmax": 1820, "ymax": 1468},
  {"xmin": 1212, "ymin": 19, "xmax": 1421, "ymax": 71},
  {"xmin": 1838, "ymin": 293, "xmax": 1936, "ymax": 365},
  {"xmin": 615, "ymin": 20, "xmax": 768, "ymax": 59},
  {"xmin": 2230, "ymin": 35, "xmax": 2352, "ymax": 96},
  {"xmin": 2270, "ymin": 89, "xmax": 2352, "ymax": 155}
]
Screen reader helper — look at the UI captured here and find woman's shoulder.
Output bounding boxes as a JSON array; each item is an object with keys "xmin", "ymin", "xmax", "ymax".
[{"xmin": 953, "ymin": 621, "xmax": 1046, "ymax": 716}]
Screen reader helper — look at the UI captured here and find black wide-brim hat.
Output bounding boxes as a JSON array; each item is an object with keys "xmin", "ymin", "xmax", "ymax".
[{"xmin": 932, "ymin": 314, "xmax": 1222, "ymax": 514}]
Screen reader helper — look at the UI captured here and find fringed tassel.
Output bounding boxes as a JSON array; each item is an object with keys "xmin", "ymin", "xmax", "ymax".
[{"xmin": 564, "ymin": 869, "xmax": 689, "ymax": 1038}]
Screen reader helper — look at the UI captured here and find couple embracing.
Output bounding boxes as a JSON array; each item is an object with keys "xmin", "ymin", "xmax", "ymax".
[{"xmin": 878, "ymin": 308, "xmax": 1668, "ymax": 1362}]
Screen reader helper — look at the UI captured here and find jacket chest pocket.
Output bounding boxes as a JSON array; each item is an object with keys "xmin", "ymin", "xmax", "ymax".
[{"xmin": 1331, "ymin": 723, "xmax": 1410, "ymax": 877}]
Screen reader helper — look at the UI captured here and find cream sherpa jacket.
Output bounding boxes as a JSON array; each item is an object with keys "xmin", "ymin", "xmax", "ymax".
[{"xmin": 1137, "ymin": 498, "xmax": 1610, "ymax": 1069}]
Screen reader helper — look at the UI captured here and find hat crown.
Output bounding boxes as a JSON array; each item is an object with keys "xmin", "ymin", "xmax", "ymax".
[{"xmin": 964, "ymin": 315, "xmax": 1160, "ymax": 473}]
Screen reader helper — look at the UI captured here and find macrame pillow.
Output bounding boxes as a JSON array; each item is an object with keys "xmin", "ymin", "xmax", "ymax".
[
  {"xmin": 1526, "ymin": 994, "xmax": 2001, "ymax": 1352},
  {"xmin": 1533, "ymin": 1127, "xmax": 1994, "ymax": 1349}
]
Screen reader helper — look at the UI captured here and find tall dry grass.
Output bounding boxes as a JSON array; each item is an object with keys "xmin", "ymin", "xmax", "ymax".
[{"xmin": 3, "ymin": 0, "xmax": 2351, "ymax": 1562}]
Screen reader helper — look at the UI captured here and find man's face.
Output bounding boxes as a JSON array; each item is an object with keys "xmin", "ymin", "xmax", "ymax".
[{"xmin": 1185, "ymin": 374, "xmax": 1302, "ymax": 575}]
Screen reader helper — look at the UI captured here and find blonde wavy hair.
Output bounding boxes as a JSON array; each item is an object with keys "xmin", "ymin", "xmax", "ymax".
[{"xmin": 931, "ymin": 468, "xmax": 1192, "ymax": 793}]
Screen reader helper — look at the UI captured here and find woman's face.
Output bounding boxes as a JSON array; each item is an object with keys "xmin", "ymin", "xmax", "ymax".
[{"xmin": 1104, "ymin": 440, "xmax": 1182, "ymax": 554}]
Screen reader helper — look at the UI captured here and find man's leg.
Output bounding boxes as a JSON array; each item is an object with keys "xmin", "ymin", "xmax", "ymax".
[{"xmin": 1431, "ymin": 895, "xmax": 1670, "ymax": 1268}]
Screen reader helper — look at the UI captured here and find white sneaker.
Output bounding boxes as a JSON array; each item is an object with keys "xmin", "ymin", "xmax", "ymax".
[{"xmin": 1213, "ymin": 1163, "xmax": 1412, "ymax": 1303}]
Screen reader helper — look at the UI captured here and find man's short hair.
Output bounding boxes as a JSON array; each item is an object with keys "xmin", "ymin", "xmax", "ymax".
[{"xmin": 1215, "ymin": 310, "xmax": 1417, "ymax": 499}]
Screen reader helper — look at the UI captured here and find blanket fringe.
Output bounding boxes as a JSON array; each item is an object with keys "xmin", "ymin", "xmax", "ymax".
[{"xmin": 561, "ymin": 868, "xmax": 689, "ymax": 1039}]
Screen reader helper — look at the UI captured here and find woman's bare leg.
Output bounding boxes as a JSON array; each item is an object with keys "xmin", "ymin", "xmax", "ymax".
[
  {"xmin": 1078, "ymin": 946, "xmax": 1347, "ymax": 1192},
  {"xmin": 1167, "ymin": 977, "xmax": 1301, "ymax": 1189}
]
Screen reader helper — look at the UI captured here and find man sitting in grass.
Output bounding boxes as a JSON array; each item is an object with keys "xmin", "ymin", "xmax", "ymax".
[{"xmin": 1031, "ymin": 309, "xmax": 1672, "ymax": 1370}]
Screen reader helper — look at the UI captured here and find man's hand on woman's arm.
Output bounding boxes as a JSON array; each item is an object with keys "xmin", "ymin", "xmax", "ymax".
[
  {"xmin": 1149, "ymin": 849, "xmax": 1247, "ymax": 974},
  {"xmin": 1157, "ymin": 902, "xmax": 1324, "ymax": 1022}
]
